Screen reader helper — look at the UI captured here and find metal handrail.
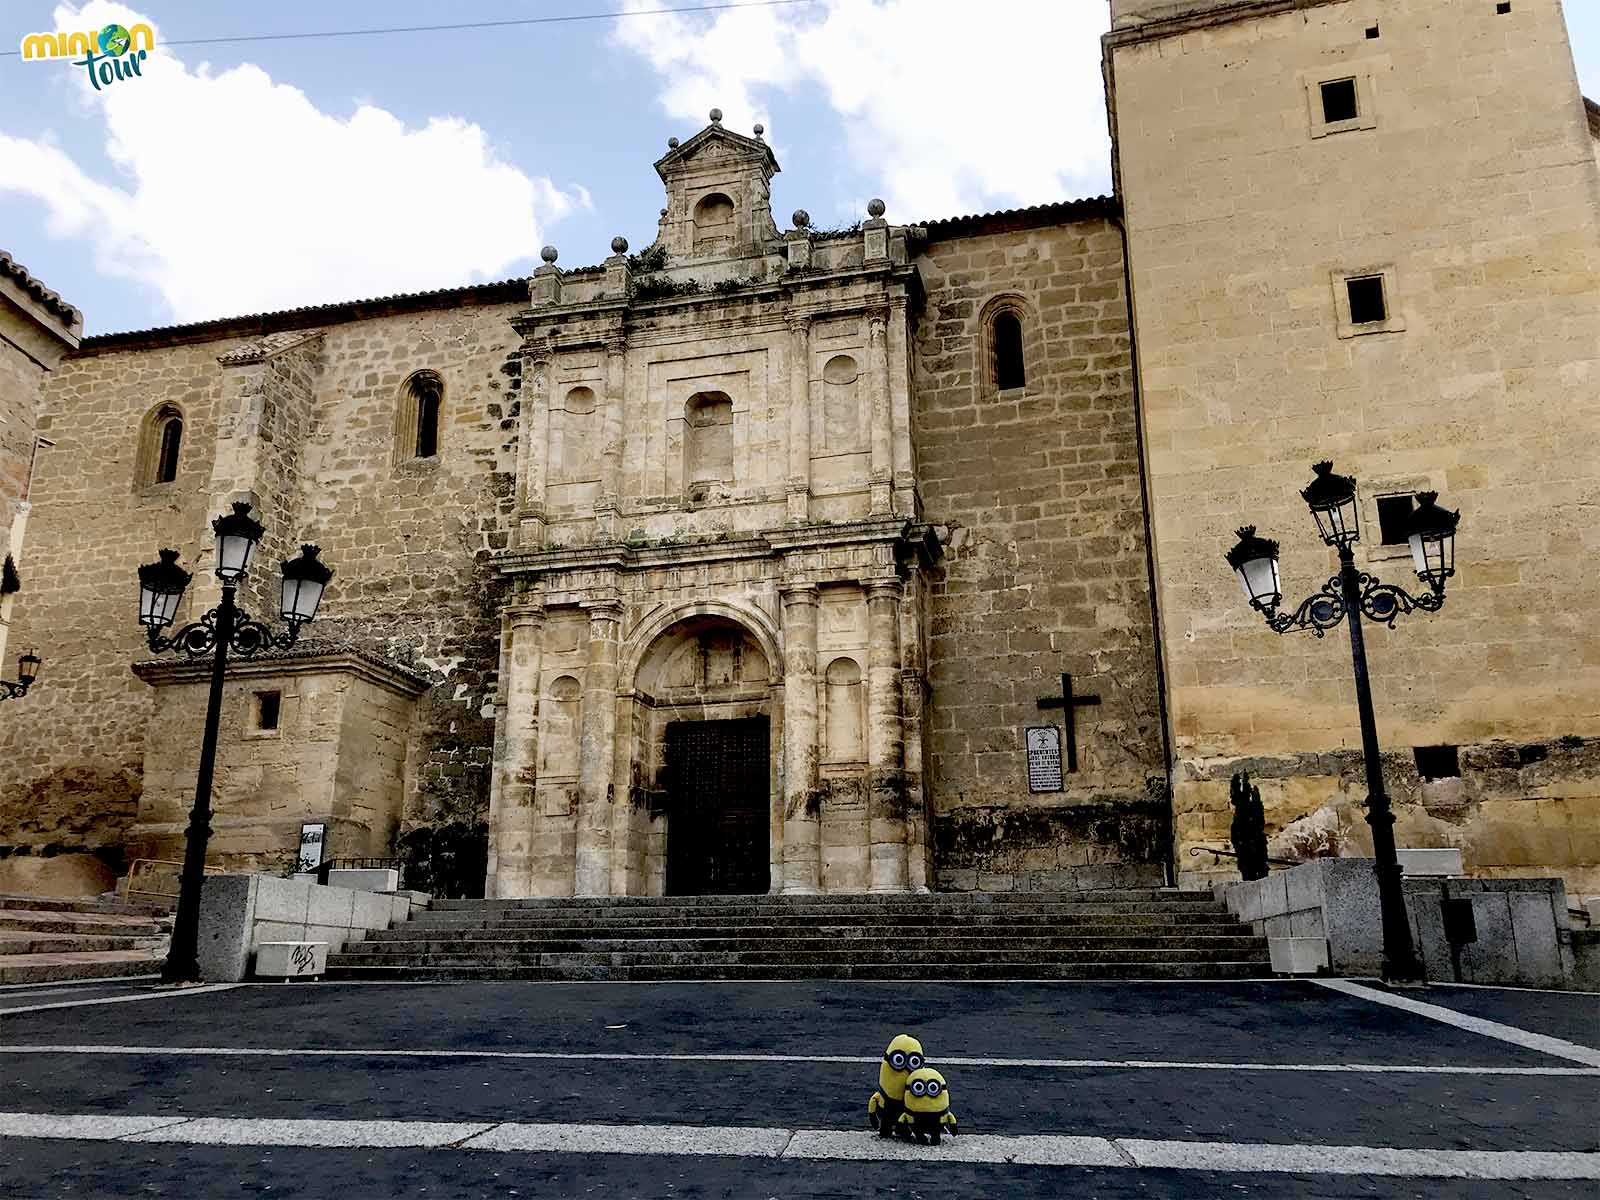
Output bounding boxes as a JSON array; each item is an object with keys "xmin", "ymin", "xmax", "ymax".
[
  {"xmin": 121, "ymin": 857, "xmax": 222, "ymax": 903},
  {"xmin": 1188, "ymin": 845, "xmax": 1297, "ymax": 869}
]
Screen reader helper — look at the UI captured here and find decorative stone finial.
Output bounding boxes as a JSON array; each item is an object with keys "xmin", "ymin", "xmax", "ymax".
[
  {"xmin": 611, "ymin": 236, "xmax": 629, "ymax": 255},
  {"xmin": 792, "ymin": 209, "xmax": 811, "ymax": 229},
  {"xmin": 660, "ymin": 208, "xmax": 668, "ymax": 217},
  {"xmin": 540, "ymin": 245, "xmax": 558, "ymax": 264},
  {"xmin": 668, "ymin": 137, "xmax": 679, "ymax": 148},
  {"xmin": 709, "ymin": 107, "xmax": 723, "ymax": 124},
  {"xmin": 867, "ymin": 198, "xmax": 886, "ymax": 218},
  {"xmin": 753, "ymin": 123, "xmax": 764, "ymax": 137}
]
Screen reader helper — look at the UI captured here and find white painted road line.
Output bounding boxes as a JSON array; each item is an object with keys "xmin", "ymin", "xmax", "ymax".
[
  {"xmin": 2, "ymin": 1113, "xmax": 1595, "ymax": 1178},
  {"xmin": 3, "ymin": 1043, "xmax": 1595, "ymax": 1076},
  {"xmin": 1317, "ymin": 978, "xmax": 1600, "ymax": 1068},
  {"xmin": 0, "ymin": 983, "xmax": 240, "ymax": 1015}
]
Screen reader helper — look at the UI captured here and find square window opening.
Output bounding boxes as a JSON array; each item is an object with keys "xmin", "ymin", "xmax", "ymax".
[
  {"xmin": 1496, "ymin": 2, "xmax": 1511, "ymax": 13},
  {"xmin": 1414, "ymin": 745, "xmax": 1460, "ymax": 781},
  {"xmin": 1365, "ymin": 24, "xmax": 1380, "ymax": 38},
  {"xmin": 1346, "ymin": 275, "xmax": 1387, "ymax": 324},
  {"xmin": 1321, "ymin": 78, "xmax": 1359, "ymax": 124},
  {"xmin": 1375, "ymin": 494, "xmax": 1415, "ymax": 545},
  {"xmin": 256, "ymin": 690, "xmax": 282, "ymax": 732}
]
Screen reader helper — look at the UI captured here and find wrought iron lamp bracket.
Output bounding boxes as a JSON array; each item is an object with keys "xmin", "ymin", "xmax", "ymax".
[
  {"xmin": 147, "ymin": 604, "xmax": 306, "ymax": 659},
  {"xmin": 1265, "ymin": 571, "xmax": 1443, "ymax": 638},
  {"xmin": 0, "ymin": 678, "xmax": 30, "ymax": 701}
]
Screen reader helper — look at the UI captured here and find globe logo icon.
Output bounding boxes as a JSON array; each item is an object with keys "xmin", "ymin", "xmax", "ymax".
[{"xmin": 98, "ymin": 24, "xmax": 131, "ymax": 56}]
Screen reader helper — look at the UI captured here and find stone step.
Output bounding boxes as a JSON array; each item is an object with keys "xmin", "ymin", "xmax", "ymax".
[
  {"xmin": 0, "ymin": 932, "xmax": 160, "ymax": 955},
  {"xmin": 0, "ymin": 893, "xmax": 170, "ymax": 918},
  {"xmin": 0, "ymin": 909, "xmax": 167, "ymax": 938},
  {"xmin": 408, "ymin": 902, "xmax": 1236, "ymax": 922},
  {"xmin": 333, "ymin": 946, "xmax": 1265, "ymax": 967},
  {"xmin": 427, "ymin": 889, "xmax": 1216, "ymax": 910},
  {"xmin": 397, "ymin": 914, "xmax": 1244, "ymax": 935},
  {"xmin": 352, "ymin": 932, "xmax": 1266, "ymax": 953},
  {"xmin": 0, "ymin": 949, "xmax": 166, "ymax": 985},
  {"xmin": 323, "ymin": 960, "xmax": 1270, "ymax": 982}
]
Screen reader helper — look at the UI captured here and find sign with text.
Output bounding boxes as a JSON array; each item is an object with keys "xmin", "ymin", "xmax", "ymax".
[
  {"xmin": 296, "ymin": 822, "xmax": 326, "ymax": 874},
  {"xmin": 1025, "ymin": 726, "xmax": 1064, "ymax": 793}
]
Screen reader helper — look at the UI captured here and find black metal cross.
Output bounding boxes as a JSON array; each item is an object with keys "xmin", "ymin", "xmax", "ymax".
[{"xmin": 1036, "ymin": 672, "xmax": 1101, "ymax": 773}]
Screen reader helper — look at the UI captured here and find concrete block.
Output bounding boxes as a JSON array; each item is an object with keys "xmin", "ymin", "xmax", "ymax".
[
  {"xmin": 326, "ymin": 868, "xmax": 400, "ymax": 893},
  {"xmin": 1267, "ymin": 936, "xmax": 1328, "ymax": 975},
  {"xmin": 1396, "ymin": 848, "xmax": 1463, "ymax": 876},
  {"xmin": 1406, "ymin": 883, "xmax": 1452, "ymax": 983},
  {"xmin": 1586, "ymin": 897, "xmax": 1600, "ymax": 926},
  {"xmin": 1261, "ymin": 870, "xmax": 1290, "ymax": 920},
  {"xmin": 1287, "ymin": 907, "xmax": 1326, "ymax": 939},
  {"xmin": 302, "ymin": 923, "xmax": 351, "ymax": 954},
  {"xmin": 306, "ymin": 885, "xmax": 355, "ymax": 929},
  {"xmin": 252, "ymin": 920, "xmax": 309, "ymax": 945},
  {"xmin": 253, "ymin": 876, "xmax": 311, "ymax": 924},
  {"xmin": 388, "ymin": 895, "xmax": 411, "ymax": 926},
  {"xmin": 1263, "ymin": 913, "xmax": 1292, "ymax": 939},
  {"xmin": 1319, "ymin": 858, "xmax": 1386, "ymax": 975},
  {"xmin": 1459, "ymin": 893, "xmax": 1516, "ymax": 985},
  {"xmin": 1286, "ymin": 861, "xmax": 1326, "ymax": 914},
  {"xmin": 196, "ymin": 874, "xmax": 259, "ymax": 984},
  {"xmin": 1507, "ymin": 891, "xmax": 1566, "ymax": 987},
  {"xmin": 254, "ymin": 941, "xmax": 328, "ymax": 979},
  {"xmin": 1228, "ymin": 878, "xmax": 1263, "ymax": 923},
  {"xmin": 350, "ymin": 891, "xmax": 392, "ymax": 930}
]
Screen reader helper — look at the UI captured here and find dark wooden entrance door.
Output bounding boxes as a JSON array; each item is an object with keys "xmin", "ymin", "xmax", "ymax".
[{"xmin": 665, "ymin": 716, "xmax": 771, "ymax": 895}]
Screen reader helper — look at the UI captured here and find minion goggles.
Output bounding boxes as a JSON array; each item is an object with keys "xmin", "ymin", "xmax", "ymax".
[
  {"xmin": 884, "ymin": 1049, "xmax": 925, "ymax": 1071},
  {"xmin": 908, "ymin": 1077, "xmax": 944, "ymax": 1098}
]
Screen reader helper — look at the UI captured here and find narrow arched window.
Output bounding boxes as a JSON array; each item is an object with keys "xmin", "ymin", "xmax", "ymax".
[
  {"xmin": 395, "ymin": 371, "xmax": 445, "ymax": 464},
  {"xmin": 135, "ymin": 403, "xmax": 185, "ymax": 489},
  {"xmin": 412, "ymin": 375, "xmax": 441, "ymax": 458},
  {"xmin": 155, "ymin": 414, "xmax": 183, "ymax": 482},
  {"xmin": 993, "ymin": 311, "xmax": 1025, "ymax": 391}
]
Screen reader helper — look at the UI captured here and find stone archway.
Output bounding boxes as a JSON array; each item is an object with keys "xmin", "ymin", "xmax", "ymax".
[{"xmin": 619, "ymin": 613, "xmax": 782, "ymax": 895}]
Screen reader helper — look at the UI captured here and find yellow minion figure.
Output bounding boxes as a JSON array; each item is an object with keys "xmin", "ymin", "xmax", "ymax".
[
  {"xmin": 866, "ymin": 1034, "xmax": 924, "ymax": 1139},
  {"xmin": 896, "ymin": 1067, "xmax": 957, "ymax": 1145}
]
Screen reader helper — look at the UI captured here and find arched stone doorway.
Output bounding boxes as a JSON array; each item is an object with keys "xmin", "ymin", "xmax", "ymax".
[{"xmin": 626, "ymin": 614, "xmax": 780, "ymax": 895}]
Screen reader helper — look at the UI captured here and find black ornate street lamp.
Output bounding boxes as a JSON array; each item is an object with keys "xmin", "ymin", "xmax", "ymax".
[
  {"xmin": 0, "ymin": 650, "xmax": 40, "ymax": 701},
  {"xmin": 138, "ymin": 502, "xmax": 334, "ymax": 983},
  {"xmin": 1226, "ymin": 462, "xmax": 1460, "ymax": 985}
]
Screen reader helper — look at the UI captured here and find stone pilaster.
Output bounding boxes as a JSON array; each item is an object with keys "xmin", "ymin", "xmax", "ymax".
[
  {"xmin": 867, "ymin": 578, "xmax": 908, "ymax": 891},
  {"xmin": 786, "ymin": 314, "xmax": 811, "ymax": 523},
  {"xmin": 492, "ymin": 604, "xmax": 544, "ymax": 898},
  {"xmin": 574, "ymin": 599, "xmax": 622, "ymax": 895},
  {"xmin": 867, "ymin": 308, "xmax": 892, "ymax": 516},
  {"xmin": 898, "ymin": 581, "xmax": 930, "ymax": 892},
  {"xmin": 517, "ymin": 342, "xmax": 552, "ymax": 549},
  {"xmin": 596, "ymin": 334, "xmax": 627, "ymax": 540},
  {"xmin": 887, "ymin": 295, "xmax": 916, "ymax": 519},
  {"xmin": 780, "ymin": 582, "xmax": 821, "ymax": 893}
]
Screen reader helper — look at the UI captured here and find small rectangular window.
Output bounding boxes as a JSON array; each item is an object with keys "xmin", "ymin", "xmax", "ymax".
[
  {"xmin": 1365, "ymin": 25, "xmax": 1380, "ymax": 39},
  {"xmin": 1375, "ymin": 494, "xmax": 1415, "ymax": 545},
  {"xmin": 1321, "ymin": 79, "xmax": 1359, "ymax": 124},
  {"xmin": 1346, "ymin": 275, "xmax": 1387, "ymax": 324},
  {"xmin": 1414, "ymin": 745, "xmax": 1460, "ymax": 781},
  {"xmin": 1496, "ymin": 3, "xmax": 1511, "ymax": 13},
  {"xmin": 256, "ymin": 690, "xmax": 282, "ymax": 731}
]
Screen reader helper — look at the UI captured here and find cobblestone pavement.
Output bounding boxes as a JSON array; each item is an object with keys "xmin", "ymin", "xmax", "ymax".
[{"xmin": 1, "ymin": 978, "xmax": 1595, "ymax": 1198}]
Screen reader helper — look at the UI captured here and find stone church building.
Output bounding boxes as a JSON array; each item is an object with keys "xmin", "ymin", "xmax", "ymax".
[{"xmin": 2, "ymin": 0, "xmax": 1597, "ymax": 901}]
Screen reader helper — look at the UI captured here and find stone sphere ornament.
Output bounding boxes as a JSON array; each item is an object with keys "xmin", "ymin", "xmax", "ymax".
[
  {"xmin": 668, "ymin": 137, "xmax": 679, "ymax": 148},
  {"xmin": 867, "ymin": 198, "xmax": 887, "ymax": 218},
  {"xmin": 792, "ymin": 210, "xmax": 811, "ymax": 229},
  {"xmin": 709, "ymin": 108, "xmax": 723, "ymax": 123},
  {"xmin": 540, "ymin": 245, "xmax": 558, "ymax": 265},
  {"xmin": 611, "ymin": 236, "xmax": 629, "ymax": 255},
  {"xmin": 753, "ymin": 123, "xmax": 765, "ymax": 137}
]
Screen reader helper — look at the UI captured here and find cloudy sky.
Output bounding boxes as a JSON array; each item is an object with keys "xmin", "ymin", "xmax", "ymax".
[{"xmin": 1, "ymin": 1, "xmax": 1595, "ymax": 335}]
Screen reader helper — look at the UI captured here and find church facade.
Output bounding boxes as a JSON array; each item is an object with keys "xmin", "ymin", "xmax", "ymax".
[{"xmin": 1, "ymin": 0, "xmax": 1596, "ymax": 901}]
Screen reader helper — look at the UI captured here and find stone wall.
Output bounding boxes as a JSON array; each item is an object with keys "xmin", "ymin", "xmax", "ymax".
[
  {"xmin": 1107, "ymin": 0, "xmax": 1600, "ymax": 893},
  {"xmin": 912, "ymin": 213, "xmax": 1169, "ymax": 890}
]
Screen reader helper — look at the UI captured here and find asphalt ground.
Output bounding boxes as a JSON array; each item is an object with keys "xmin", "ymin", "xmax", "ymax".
[{"xmin": 1, "ymin": 978, "xmax": 1595, "ymax": 1198}]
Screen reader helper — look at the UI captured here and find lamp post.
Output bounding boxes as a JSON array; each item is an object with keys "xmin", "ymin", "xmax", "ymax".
[
  {"xmin": 0, "ymin": 650, "xmax": 40, "ymax": 701},
  {"xmin": 1225, "ymin": 462, "xmax": 1460, "ymax": 986},
  {"xmin": 138, "ymin": 502, "xmax": 334, "ymax": 984}
]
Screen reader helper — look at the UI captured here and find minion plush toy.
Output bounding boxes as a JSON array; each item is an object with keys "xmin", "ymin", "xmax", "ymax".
[
  {"xmin": 867, "ymin": 1034, "xmax": 924, "ymax": 1138},
  {"xmin": 897, "ymin": 1067, "xmax": 957, "ymax": 1145}
]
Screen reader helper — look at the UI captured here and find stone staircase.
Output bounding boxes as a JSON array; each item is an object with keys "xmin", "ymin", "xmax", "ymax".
[
  {"xmin": 325, "ymin": 890, "xmax": 1271, "ymax": 981},
  {"xmin": 0, "ymin": 894, "xmax": 171, "ymax": 984}
]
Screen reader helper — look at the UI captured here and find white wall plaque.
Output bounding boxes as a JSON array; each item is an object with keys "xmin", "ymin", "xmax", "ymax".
[{"xmin": 1026, "ymin": 726, "xmax": 1064, "ymax": 793}]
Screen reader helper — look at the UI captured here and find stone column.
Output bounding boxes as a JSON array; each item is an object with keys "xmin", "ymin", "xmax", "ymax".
[
  {"xmin": 898, "ymin": 580, "xmax": 931, "ymax": 892},
  {"xmin": 867, "ymin": 578, "xmax": 908, "ymax": 891},
  {"xmin": 518, "ymin": 342, "xmax": 553, "ymax": 549},
  {"xmin": 493, "ymin": 604, "xmax": 544, "ymax": 898},
  {"xmin": 780, "ymin": 583, "xmax": 822, "ymax": 893},
  {"xmin": 596, "ymin": 334, "xmax": 627, "ymax": 540},
  {"xmin": 786, "ymin": 314, "xmax": 811, "ymax": 523},
  {"xmin": 574, "ymin": 600, "xmax": 623, "ymax": 895},
  {"xmin": 867, "ymin": 308, "xmax": 892, "ymax": 516},
  {"xmin": 887, "ymin": 296, "xmax": 916, "ymax": 519}
]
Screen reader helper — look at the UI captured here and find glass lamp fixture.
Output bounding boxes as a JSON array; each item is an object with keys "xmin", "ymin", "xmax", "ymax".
[
  {"xmin": 212, "ymin": 501, "xmax": 265, "ymax": 582},
  {"xmin": 1300, "ymin": 460, "xmax": 1361, "ymax": 547},
  {"xmin": 280, "ymin": 545, "xmax": 333, "ymax": 626},
  {"xmin": 1407, "ymin": 491, "xmax": 1460, "ymax": 592},
  {"xmin": 137, "ymin": 548, "xmax": 192, "ymax": 629},
  {"xmin": 1225, "ymin": 525, "xmax": 1283, "ymax": 613}
]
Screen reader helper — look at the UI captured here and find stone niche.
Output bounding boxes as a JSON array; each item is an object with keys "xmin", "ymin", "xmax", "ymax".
[{"xmin": 129, "ymin": 649, "xmax": 429, "ymax": 873}]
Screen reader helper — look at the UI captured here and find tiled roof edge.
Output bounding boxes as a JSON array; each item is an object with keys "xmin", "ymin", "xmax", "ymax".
[{"xmin": 0, "ymin": 250, "xmax": 82, "ymax": 332}]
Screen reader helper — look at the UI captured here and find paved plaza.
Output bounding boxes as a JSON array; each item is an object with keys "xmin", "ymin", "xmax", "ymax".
[{"xmin": 1, "ymin": 977, "xmax": 1596, "ymax": 1197}]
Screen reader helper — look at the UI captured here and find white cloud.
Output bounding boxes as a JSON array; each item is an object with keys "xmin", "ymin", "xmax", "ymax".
[
  {"xmin": 0, "ymin": 1, "xmax": 579, "ymax": 326},
  {"xmin": 614, "ymin": 0, "xmax": 1111, "ymax": 222}
]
